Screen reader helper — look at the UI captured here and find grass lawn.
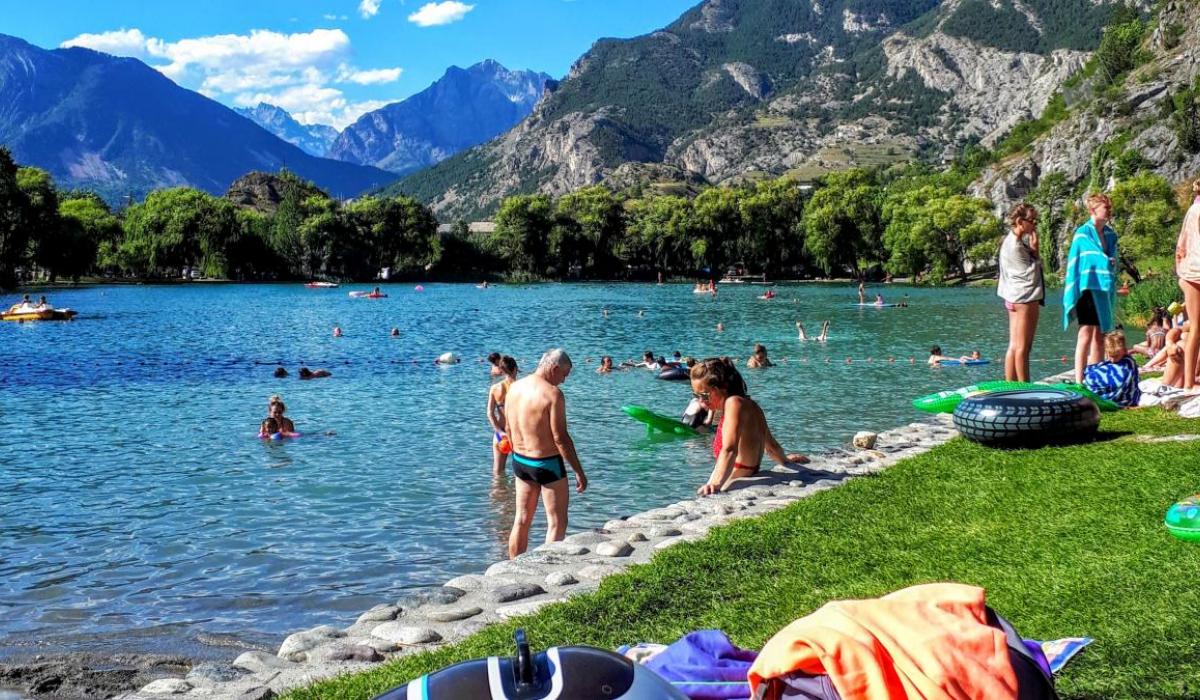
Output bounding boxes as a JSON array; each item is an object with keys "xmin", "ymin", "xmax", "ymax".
[{"xmin": 291, "ymin": 409, "xmax": 1200, "ymax": 700}]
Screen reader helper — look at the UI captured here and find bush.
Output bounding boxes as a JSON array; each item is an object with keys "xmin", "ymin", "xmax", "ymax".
[{"xmin": 1120, "ymin": 274, "xmax": 1180, "ymax": 326}]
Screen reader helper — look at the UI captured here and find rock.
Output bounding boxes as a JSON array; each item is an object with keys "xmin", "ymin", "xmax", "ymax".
[
  {"xmin": 534, "ymin": 542, "xmax": 590, "ymax": 555},
  {"xmin": 852, "ymin": 431, "xmax": 877, "ymax": 449},
  {"xmin": 626, "ymin": 532, "xmax": 648, "ymax": 543},
  {"xmin": 356, "ymin": 604, "xmax": 402, "ymax": 624},
  {"xmin": 370, "ymin": 623, "xmax": 442, "ymax": 645},
  {"xmin": 310, "ymin": 644, "xmax": 384, "ymax": 663},
  {"xmin": 545, "ymin": 571, "xmax": 578, "ymax": 587},
  {"xmin": 278, "ymin": 626, "xmax": 345, "ymax": 662},
  {"xmin": 489, "ymin": 583, "xmax": 546, "ymax": 603},
  {"xmin": 233, "ymin": 651, "xmax": 295, "ymax": 674},
  {"xmin": 603, "ymin": 518, "xmax": 644, "ymax": 530},
  {"xmin": 426, "ymin": 606, "xmax": 484, "ymax": 623},
  {"xmin": 442, "ymin": 575, "xmax": 485, "ymax": 592},
  {"xmin": 185, "ymin": 663, "xmax": 243, "ymax": 684},
  {"xmin": 577, "ymin": 564, "xmax": 623, "ymax": 580},
  {"xmin": 454, "ymin": 620, "xmax": 491, "ymax": 638},
  {"xmin": 648, "ymin": 526, "xmax": 683, "ymax": 538},
  {"xmin": 485, "ymin": 560, "xmax": 545, "ymax": 577},
  {"xmin": 596, "ymin": 541, "xmax": 634, "ymax": 557},
  {"xmin": 497, "ymin": 599, "xmax": 558, "ymax": 619},
  {"xmin": 655, "ymin": 537, "xmax": 685, "ymax": 550},
  {"xmin": 237, "ymin": 687, "xmax": 276, "ymax": 700},
  {"xmin": 142, "ymin": 678, "xmax": 192, "ymax": 694},
  {"xmin": 563, "ymin": 531, "xmax": 611, "ymax": 545}
]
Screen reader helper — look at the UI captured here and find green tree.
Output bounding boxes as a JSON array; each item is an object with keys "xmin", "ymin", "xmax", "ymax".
[
  {"xmin": 492, "ymin": 195, "xmax": 554, "ymax": 276},
  {"xmin": 226, "ymin": 208, "xmax": 279, "ymax": 279},
  {"xmin": 1025, "ymin": 172, "xmax": 1072, "ymax": 273},
  {"xmin": 623, "ymin": 195, "xmax": 697, "ymax": 274},
  {"xmin": 0, "ymin": 148, "xmax": 30, "ymax": 288},
  {"xmin": 345, "ymin": 195, "xmax": 440, "ymax": 277},
  {"xmin": 693, "ymin": 187, "xmax": 744, "ymax": 276},
  {"xmin": 554, "ymin": 186, "xmax": 624, "ymax": 276},
  {"xmin": 57, "ymin": 194, "xmax": 122, "ymax": 281},
  {"xmin": 120, "ymin": 188, "xmax": 238, "ymax": 277},
  {"xmin": 802, "ymin": 169, "xmax": 882, "ymax": 276},
  {"xmin": 738, "ymin": 178, "xmax": 807, "ymax": 275},
  {"xmin": 17, "ymin": 167, "xmax": 63, "ymax": 281},
  {"xmin": 1096, "ymin": 18, "xmax": 1145, "ymax": 84},
  {"xmin": 883, "ymin": 186, "xmax": 1002, "ymax": 282},
  {"xmin": 1110, "ymin": 172, "xmax": 1181, "ymax": 277}
]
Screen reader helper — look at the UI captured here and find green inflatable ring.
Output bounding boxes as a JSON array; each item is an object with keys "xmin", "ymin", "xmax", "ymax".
[
  {"xmin": 1166, "ymin": 496, "xmax": 1200, "ymax": 542},
  {"xmin": 913, "ymin": 381, "xmax": 1119, "ymax": 414},
  {"xmin": 621, "ymin": 405, "xmax": 699, "ymax": 436}
]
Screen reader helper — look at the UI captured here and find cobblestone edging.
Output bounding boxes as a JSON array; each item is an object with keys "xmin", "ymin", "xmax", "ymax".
[{"xmin": 123, "ymin": 416, "xmax": 961, "ymax": 699}]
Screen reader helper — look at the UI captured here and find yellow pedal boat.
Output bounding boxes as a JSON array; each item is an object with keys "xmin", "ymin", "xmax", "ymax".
[{"xmin": 1, "ymin": 307, "xmax": 78, "ymax": 322}]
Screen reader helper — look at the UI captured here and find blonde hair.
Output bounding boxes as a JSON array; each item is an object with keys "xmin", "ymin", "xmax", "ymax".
[
  {"xmin": 1104, "ymin": 330, "xmax": 1127, "ymax": 360},
  {"xmin": 1008, "ymin": 202, "xmax": 1038, "ymax": 227},
  {"xmin": 1086, "ymin": 193, "xmax": 1112, "ymax": 211},
  {"xmin": 1193, "ymin": 179, "xmax": 1200, "ymax": 195}
]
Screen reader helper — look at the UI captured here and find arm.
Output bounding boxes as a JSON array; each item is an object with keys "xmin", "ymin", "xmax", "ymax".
[
  {"xmin": 764, "ymin": 424, "xmax": 809, "ymax": 466},
  {"xmin": 486, "ymin": 386, "xmax": 503, "ymax": 432},
  {"xmin": 550, "ymin": 390, "xmax": 586, "ymax": 493},
  {"xmin": 700, "ymin": 399, "xmax": 741, "ymax": 496}
]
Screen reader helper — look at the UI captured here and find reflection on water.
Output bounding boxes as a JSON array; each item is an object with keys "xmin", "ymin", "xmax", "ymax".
[{"xmin": 0, "ymin": 282, "xmax": 1075, "ymax": 660}]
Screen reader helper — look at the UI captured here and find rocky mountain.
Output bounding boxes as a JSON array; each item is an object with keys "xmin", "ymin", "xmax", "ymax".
[
  {"xmin": 234, "ymin": 103, "xmax": 339, "ymax": 157},
  {"xmin": 0, "ymin": 34, "xmax": 394, "ymax": 202},
  {"xmin": 971, "ymin": 0, "xmax": 1200, "ymax": 217},
  {"xmin": 392, "ymin": 0, "xmax": 1144, "ymax": 219},
  {"xmin": 327, "ymin": 60, "xmax": 551, "ymax": 176}
]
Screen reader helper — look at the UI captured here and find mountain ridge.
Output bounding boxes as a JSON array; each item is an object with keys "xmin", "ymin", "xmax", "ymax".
[{"xmin": 234, "ymin": 103, "xmax": 339, "ymax": 157}]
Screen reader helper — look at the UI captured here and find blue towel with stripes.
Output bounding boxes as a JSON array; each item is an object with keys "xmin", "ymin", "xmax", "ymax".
[
  {"xmin": 625, "ymin": 630, "xmax": 757, "ymax": 699},
  {"xmin": 1084, "ymin": 355, "xmax": 1141, "ymax": 407},
  {"xmin": 1063, "ymin": 220, "xmax": 1118, "ymax": 332}
]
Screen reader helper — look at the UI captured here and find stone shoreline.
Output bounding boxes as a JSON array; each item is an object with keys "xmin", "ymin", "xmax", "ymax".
[{"xmin": 99, "ymin": 415, "xmax": 959, "ymax": 700}]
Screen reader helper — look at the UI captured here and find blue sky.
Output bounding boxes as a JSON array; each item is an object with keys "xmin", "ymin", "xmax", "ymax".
[{"xmin": 5, "ymin": 0, "xmax": 697, "ymax": 128}]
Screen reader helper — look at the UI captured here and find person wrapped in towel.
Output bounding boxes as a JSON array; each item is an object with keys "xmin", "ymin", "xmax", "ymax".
[{"xmin": 1083, "ymin": 330, "xmax": 1141, "ymax": 408}]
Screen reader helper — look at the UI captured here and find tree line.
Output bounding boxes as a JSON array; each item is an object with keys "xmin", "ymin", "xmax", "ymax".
[{"xmin": 0, "ymin": 142, "xmax": 1187, "ymax": 289}]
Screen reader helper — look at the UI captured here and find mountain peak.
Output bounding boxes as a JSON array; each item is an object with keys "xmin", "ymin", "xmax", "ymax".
[{"xmin": 234, "ymin": 103, "xmax": 339, "ymax": 157}]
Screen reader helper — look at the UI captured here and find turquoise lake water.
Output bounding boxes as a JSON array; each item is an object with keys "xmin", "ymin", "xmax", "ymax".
[{"xmin": 0, "ymin": 282, "xmax": 1078, "ymax": 660}]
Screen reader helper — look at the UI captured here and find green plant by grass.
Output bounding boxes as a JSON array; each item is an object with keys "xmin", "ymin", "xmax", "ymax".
[
  {"xmin": 290, "ymin": 409, "xmax": 1200, "ymax": 700},
  {"xmin": 1121, "ymin": 272, "xmax": 1182, "ymax": 325}
]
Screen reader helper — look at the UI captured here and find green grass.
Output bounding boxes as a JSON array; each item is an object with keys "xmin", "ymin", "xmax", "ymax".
[{"xmin": 291, "ymin": 410, "xmax": 1200, "ymax": 700}]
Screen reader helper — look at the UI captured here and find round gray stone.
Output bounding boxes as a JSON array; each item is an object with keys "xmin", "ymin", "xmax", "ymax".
[
  {"xmin": 371, "ymin": 622, "xmax": 442, "ymax": 645},
  {"xmin": 563, "ymin": 531, "xmax": 611, "ymax": 545},
  {"xmin": 278, "ymin": 625, "xmax": 345, "ymax": 661},
  {"xmin": 596, "ymin": 541, "xmax": 633, "ymax": 557},
  {"xmin": 142, "ymin": 679, "xmax": 192, "ymax": 694},
  {"xmin": 534, "ymin": 542, "xmax": 590, "ymax": 555},
  {"xmin": 648, "ymin": 526, "xmax": 683, "ymax": 538},
  {"xmin": 545, "ymin": 571, "xmax": 578, "ymax": 587},
  {"xmin": 426, "ymin": 606, "xmax": 484, "ymax": 623},
  {"xmin": 626, "ymin": 532, "xmax": 648, "ymax": 543},
  {"xmin": 577, "ymin": 563, "xmax": 623, "ymax": 580},
  {"xmin": 489, "ymin": 582, "xmax": 545, "ymax": 603},
  {"xmin": 186, "ymin": 663, "xmax": 243, "ymax": 684},
  {"xmin": 233, "ymin": 651, "xmax": 295, "ymax": 674},
  {"xmin": 356, "ymin": 604, "xmax": 402, "ymax": 624},
  {"xmin": 310, "ymin": 644, "xmax": 384, "ymax": 663},
  {"xmin": 497, "ymin": 599, "xmax": 557, "ymax": 620},
  {"xmin": 441, "ymin": 575, "xmax": 485, "ymax": 592}
]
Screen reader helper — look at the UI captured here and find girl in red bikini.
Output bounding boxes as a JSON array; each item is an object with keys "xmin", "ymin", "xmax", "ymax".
[{"xmin": 689, "ymin": 358, "xmax": 809, "ymax": 496}]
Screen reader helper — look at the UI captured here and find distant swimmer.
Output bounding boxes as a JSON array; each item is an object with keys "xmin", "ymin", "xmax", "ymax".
[
  {"xmin": 273, "ymin": 367, "xmax": 289, "ymax": 378},
  {"xmin": 332, "ymin": 326, "xmax": 343, "ymax": 338},
  {"xmin": 597, "ymin": 356, "xmax": 614, "ymax": 374},
  {"xmin": 716, "ymin": 322, "xmax": 725, "ymax": 332},
  {"xmin": 874, "ymin": 294, "xmax": 885, "ymax": 307},
  {"xmin": 260, "ymin": 395, "xmax": 296, "ymax": 436},
  {"xmin": 818, "ymin": 320, "xmax": 830, "ymax": 342},
  {"xmin": 488, "ymin": 352, "xmax": 503, "ymax": 377},
  {"xmin": 299, "ymin": 366, "xmax": 332, "ymax": 379},
  {"xmin": 602, "ymin": 308, "xmax": 609, "ymax": 318},
  {"xmin": 858, "ymin": 280, "xmax": 866, "ymax": 305},
  {"xmin": 796, "ymin": 321, "xmax": 808, "ymax": 341},
  {"xmin": 436, "ymin": 352, "xmax": 461, "ymax": 365},
  {"xmin": 391, "ymin": 327, "xmax": 400, "ymax": 337},
  {"xmin": 927, "ymin": 345, "xmax": 955, "ymax": 365},
  {"xmin": 747, "ymin": 343, "xmax": 774, "ymax": 368},
  {"xmin": 637, "ymin": 310, "xmax": 645, "ymax": 317}
]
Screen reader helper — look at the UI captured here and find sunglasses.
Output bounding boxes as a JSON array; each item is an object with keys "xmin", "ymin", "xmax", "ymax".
[{"xmin": 693, "ymin": 390, "xmax": 711, "ymax": 401}]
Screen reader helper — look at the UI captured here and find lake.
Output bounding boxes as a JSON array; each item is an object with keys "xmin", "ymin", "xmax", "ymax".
[{"xmin": 0, "ymin": 282, "xmax": 1077, "ymax": 660}]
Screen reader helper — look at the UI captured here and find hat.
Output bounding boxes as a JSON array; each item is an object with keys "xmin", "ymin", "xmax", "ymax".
[{"xmin": 1169, "ymin": 301, "xmax": 1184, "ymax": 315}]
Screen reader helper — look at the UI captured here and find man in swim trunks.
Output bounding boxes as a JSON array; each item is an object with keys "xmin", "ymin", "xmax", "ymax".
[
  {"xmin": 690, "ymin": 358, "xmax": 808, "ymax": 496},
  {"xmin": 504, "ymin": 348, "xmax": 587, "ymax": 558}
]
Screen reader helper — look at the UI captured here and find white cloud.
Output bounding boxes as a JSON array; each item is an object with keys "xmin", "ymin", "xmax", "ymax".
[
  {"xmin": 60, "ymin": 28, "xmax": 152, "ymax": 57},
  {"xmin": 323, "ymin": 14, "xmax": 349, "ymax": 20},
  {"xmin": 339, "ymin": 66, "xmax": 403, "ymax": 85},
  {"xmin": 359, "ymin": 0, "xmax": 381, "ymax": 18},
  {"xmin": 60, "ymin": 27, "xmax": 403, "ymax": 129},
  {"xmin": 407, "ymin": 1, "xmax": 474, "ymax": 27}
]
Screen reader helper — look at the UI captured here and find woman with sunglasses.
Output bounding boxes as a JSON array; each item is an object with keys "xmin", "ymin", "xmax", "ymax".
[
  {"xmin": 690, "ymin": 358, "xmax": 808, "ymax": 496},
  {"xmin": 998, "ymin": 202, "xmax": 1045, "ymax": 382}
]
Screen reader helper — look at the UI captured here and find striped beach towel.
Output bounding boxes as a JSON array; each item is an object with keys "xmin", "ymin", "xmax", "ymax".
[{"xmin": 1063, "ymin": 220, "xmax": 1118, "ymax": 331}]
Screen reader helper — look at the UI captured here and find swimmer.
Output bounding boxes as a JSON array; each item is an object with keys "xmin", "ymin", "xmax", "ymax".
[
  {"xmin": 602, "ymin": 308, "xmax": 609, "ymax": 318},
  {"xmin": 298, "ymin": 366, "xmax": 332, "ymax": 379},
  {"xmin": 436, "ymin": 352, "xmax": 461, "ymax": 365},
  {"xmin": 480, "ymin": 280, "xmax": 489, "ymax": 289},
  {"xmin": 597, "ymin": 356, "xmax": 614, "ymax": 374},
  {"xmin": 372, "ymin": 286, "xmax": 382, "ymax": 296},
  {"xmin": 672, "ymin": 351, "xmax": 683, "ymax": 363},
  {"xmin": 796, "ymin": 321, "xmax": 808, "ymax": 341},
  {"xmin": 681, "ymin": 394, "xmax": 714, "ymax": 431},
  {"xmin": 487, "ymin": 355, "xmax": 519, "ymax": 476},
  {"xmin": 958, "ymin": 350, "xmax": 983, "ymax": 363},
  {"xmin": 637, "ymin": 310, "xmax": 645, "ymax": 318},
  {"xmin": 716, "ymin": 322, "xmax": 725, "ymax": 332},
  {"xmin": 691, "ymin": 358, "xmax": 808, "ymax": 495},
  {"xmin": 488, "ymin": 352, "xmax": 503, "ymax": 377},
  {"xmin": 927, "ymin": 345, "xmax": 955, "ymax": 366},
  {"xmin": 858, "ymin": 280, "xmax": 865, "ymax": 305},
  {"xmin": 874, "ymin": 294, "xmax": 884, "ymax": 307},
  {"xmin": 273, "ymin": 367, "xmax": 289, "ymax": 378},
  {"xmin": 747, "ymin": 343, "xmax": 773, "ymax": 368},
  {"xmin": 391, "ymin": 327, "xmax": 400, "ymax": 337},
  {"xmin": 332, "ymin": 326, "xmax": 343, "ymax": 338},
  {"xmin": 261, "ymin": 396, "xmax": 296, "ymax": 435},
  {"xmin": 817, "ymin": 320, "xmax": 830, "ymax": 342}
]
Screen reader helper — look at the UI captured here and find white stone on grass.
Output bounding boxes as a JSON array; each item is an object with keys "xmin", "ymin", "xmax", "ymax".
[
  {"xmin": 535, "ymin": 542, "xmax": 590, "ymax": 555},
  {"xmin": 545, "ymin": 571, "xmax": 578, "ymax": 587},
  {"xmin": 853, "ymin": 431, "xmax": 878, "ymax": 449},
  {"xmin": 648, "ymin": 526, "xmax": 683, "ymax": 538},
  {"xmin": 578, "ymin": 564, "xmax": 623, "ymax": 580},
  {"xmin": 278, "ymin": 626, "xmax": 345, "ymax": 661},
  {"xmin": 426, "ymin": 606, "xmax": 484, "ymax": 623},
  {"xmin": 356, "ymin": 604, "xmax": 401, "ymax": 624},
  {"xmin": 443, "ymin": 574, "xmax": 485, "ymax": 591},
  {"xmin": 626, "ymin": 532, "xmax": 648, "ymax": 543},
  {"xmin": 233, "ymin": 651, "xmax": 296, "ymax": 674}
]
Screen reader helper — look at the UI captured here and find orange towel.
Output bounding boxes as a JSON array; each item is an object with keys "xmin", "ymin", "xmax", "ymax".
[{"xmin": 748, "ymin": 583, "xmax": 1018, "ymax": 700}]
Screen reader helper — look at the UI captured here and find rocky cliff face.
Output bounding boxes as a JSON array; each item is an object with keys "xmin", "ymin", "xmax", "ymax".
[
  {"xmin": 969, "ymin": 0, "xmax": 1200, "ymax": 216},
  {"xmin": 395, "ymin": 0, "xmax": 1131, "ymax": 219},
  {"xmin": 327, "ymin": 61, "xmax": 550, "ymax": 176}
]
